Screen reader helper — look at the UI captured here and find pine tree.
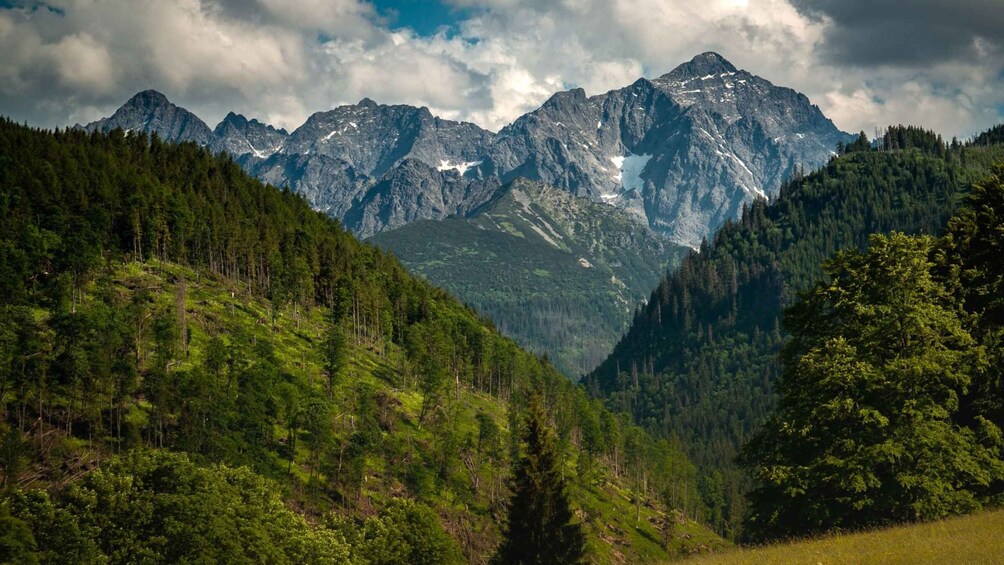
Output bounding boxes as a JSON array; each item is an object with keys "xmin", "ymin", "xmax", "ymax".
[
  {"xmin": 323, "ymin": 314, "xmax": 346, "ymax": 399},
  {"xmin": 494, "ymin": 394, "xmax": 585, "ymax": 565}
]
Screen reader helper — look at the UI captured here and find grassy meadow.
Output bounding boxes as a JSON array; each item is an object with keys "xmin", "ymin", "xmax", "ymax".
[{"xmin": 680, "ymin": 509, "xmax": 1004, "ymax": 564}]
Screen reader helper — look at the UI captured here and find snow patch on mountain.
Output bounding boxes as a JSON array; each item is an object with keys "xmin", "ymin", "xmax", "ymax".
[
  {"xmin": 604, "ymin": 153, "xmax": 651, "ymax": 200},
  {"xmin": 437, "ymin": 160, "xmax": 482, "ymax": 176},
  {"xmin": 620, "ymin": 154, "xmax": 651, "ymax": 192}
]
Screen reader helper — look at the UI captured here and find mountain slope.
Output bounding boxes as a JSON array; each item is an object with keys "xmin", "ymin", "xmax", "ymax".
[
  {"xmin": 83, "ymin": 53, "xmax": 849, "ymax": 247},
  {"xmin": 585, "ymin": 129, "xmax": 1004, "ymax": 536},
  {"xmin": 371, "ymin": 178, "xmax": 688, "ymax": 376},
  {"xmin": 0, "ymin": 119, "xmax": 725, "ymax": 563}
]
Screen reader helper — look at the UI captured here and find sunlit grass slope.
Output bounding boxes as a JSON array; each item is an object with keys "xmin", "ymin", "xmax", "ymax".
[{"xmin": 680, "ymin": 508, "xmax": 1004, "ymax": 565}]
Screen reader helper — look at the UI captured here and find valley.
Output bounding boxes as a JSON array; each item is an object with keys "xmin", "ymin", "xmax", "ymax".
[
  {"xmin": 82, "ymin": 52, "xmax": 851, "ymax": 383},
  {"xmin": 1, "ymin": 9, "xmax": 1002, "ymax": 558},
  {"xmin": 371, "ymin": 179, "xmax": 689, "ymax": 376}
]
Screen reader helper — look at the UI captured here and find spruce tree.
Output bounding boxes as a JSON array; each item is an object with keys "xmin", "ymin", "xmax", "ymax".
[{"xmin": 494, "ymin": 395, "xmax": 585, "ymax": 565}]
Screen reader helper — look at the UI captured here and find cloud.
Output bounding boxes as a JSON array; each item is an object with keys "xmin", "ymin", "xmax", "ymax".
[
  {"xmin": 786, "ymin": 0, "xmax": 1004, "ymax": 137},
  {"xmin": 0, "ymin": 0, "xmax": 1000, "ymax": 138},
  {"xmin": 791, "ymin": 0, "xmax": 1004, "ymax": 67}
]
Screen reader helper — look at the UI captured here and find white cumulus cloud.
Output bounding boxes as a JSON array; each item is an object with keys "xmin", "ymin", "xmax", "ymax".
[{"xmin": 0, "ymin": 0, "xmax": 1000, "ymax": 138}]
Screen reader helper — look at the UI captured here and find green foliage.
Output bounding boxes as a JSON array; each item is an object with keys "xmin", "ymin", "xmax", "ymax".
[
  {"xmin": 971, "ymin": 124, "xmax": 1004, "ymax": 147},
  {"xmin": 742, "ymin": 233, "xmax": 1003, "ymax": 539},
  {"xmin": 880, "ymin": 125, "xmax": 947, "ymax": 153},
  {"xmin": 342, "ymin": 498, "xmax": 464, "ymax": 565},
  {"xmin": 938, "ymin": 165, "xmax": 1004, "ymax": 432},
  {"xmin": 3, "ymin": 489, "xmax": 102, "ymax": 564},
  {"xmin": 0, "ymin": 120, "xmax": 721, "ymax": 562},
  {"xmin": 495, "ymin": 395, "xmax": 585, "ymax": 565},
  {"xmin": 586, "ymin": 128, "xmax": 1004, "ymax": 536},
  {"xmin": 6, "ymin": 450, "xmax": 352, "ymax": 564},
  {"xmin": 0, "ymin": 505, "xmax": 38, "ymax": 565},
  {"xmin": 323, "ymin": 316, "xmax": 347, "ymax": 397}
]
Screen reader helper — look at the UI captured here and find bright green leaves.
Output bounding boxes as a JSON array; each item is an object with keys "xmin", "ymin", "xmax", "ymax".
[
  {"xmin": 5, "ymin": 450, "xmax": 354, "ymax": 564},
  {"xmin": 335, "ymin": 498, "xmax": 464, "ymax": 565},
  {"xmin": 744, "ymin": 231, "xmax": 1003, "ymax": 539}
]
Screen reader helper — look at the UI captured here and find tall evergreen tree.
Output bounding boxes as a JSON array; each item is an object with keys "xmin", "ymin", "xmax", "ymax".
[{"xmin": 494, "ymin": 395, "xmax": 585, "ymax": 565}]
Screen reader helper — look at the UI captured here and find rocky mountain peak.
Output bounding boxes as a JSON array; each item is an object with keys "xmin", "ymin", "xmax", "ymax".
[
  {"xmin": 124, "ymin": 89, "xmax": 171, "ymax": 109},
  {"xmin": 665, "ymin": 51, "xmax": 738, "ymax": 79},
  {"xmin": 85, "ymin": 89, "xmax": 213, "ymax": 145},
  {"xmin": 542, "ymin": 88, "xmax": 589, "ymax": 109},
  {"xmin": 215, "ymin": 111, "xmax": 250, "ymax": 133},
  {"xmin": 209, "ymin": 111, "xmax": 288, "ymax": 158},
  {"xmin": 214, "ymin": 112, "xmax": 288, "ymax": 136},
  {"xmin": 86, "ymin": 52, "xmax": 849, "ymax": 247}
]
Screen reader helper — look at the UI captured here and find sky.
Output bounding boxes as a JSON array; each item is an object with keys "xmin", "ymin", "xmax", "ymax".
[{"xmin": 0, "ymin": 0, "xmax": 1002, "ymax": 138}]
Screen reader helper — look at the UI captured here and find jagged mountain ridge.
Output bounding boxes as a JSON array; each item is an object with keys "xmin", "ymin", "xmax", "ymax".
[
  {"xmin": 210, "ymin": 111, "xmax": 288, "ymax": 159},
  {"xmin": 83, "ymin": 52, "xmax": 851, "ymax": 247},
  {"xmin": 369, "ymin": 178, "xmax": 688, "ymax": 376},
  {"xmin": 479, "ymin": 53, "xmax": 847, "ymax": 245},
  {"xmin": 85, "ymin": 89, "xmax": 215, "ymax": 145}
]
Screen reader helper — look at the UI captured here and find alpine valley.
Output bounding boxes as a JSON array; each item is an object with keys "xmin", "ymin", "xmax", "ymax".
[
  {"xmin": 83, "ymin": 52, "xmax": 852, "ymax": 376},
  {"xmin": 5, "ymin": 23, "xmax": 1004, "ymax": 564},
  {"xmin": 370, "ymin": 179, "xmax": 689, "ymax": 376}
]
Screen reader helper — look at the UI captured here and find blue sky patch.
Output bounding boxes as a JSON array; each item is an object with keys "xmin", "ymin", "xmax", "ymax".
[{"xmin": 372, "ymin": 0, "xmax": 471, "ymax": 36}]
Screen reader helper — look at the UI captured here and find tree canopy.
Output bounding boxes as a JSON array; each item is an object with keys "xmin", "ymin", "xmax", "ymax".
[
  {"xmin": 743, "ymin": 233, "xmax": 1002, "ymax": 538},
  {"xmin": 743, "ymin": 167, "xmax": 1004, "ymax": 540}
]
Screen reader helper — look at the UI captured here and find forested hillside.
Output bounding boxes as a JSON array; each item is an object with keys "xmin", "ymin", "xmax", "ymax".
[
  {"xmin": 585, "ymin": 126, "xmax": 1004, "ymax": 537},
  {"xmin": 744, "ymin": 166, "xmax": 1004, "ymax": 539},
  {"xmin": 371, "ymin": 179, "xmax": 687, "ymax": 377},
  {"xmin": 0, "ymin": 120, "xmax": 725, "ymax": 563}
]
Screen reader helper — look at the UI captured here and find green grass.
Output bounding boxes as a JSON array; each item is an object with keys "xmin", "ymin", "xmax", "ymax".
[
  {"xmin": 680, "ymin": 509, "xmax": 1004, "ymax": 565},
  {"xmin": 573, "ymin": 480, "xmax": 729, "ymax": 562}
]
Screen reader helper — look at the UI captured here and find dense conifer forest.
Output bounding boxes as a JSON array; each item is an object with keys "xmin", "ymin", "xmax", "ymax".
[
  {"xmin": 744, "ymin": 166, "xmax": 1004, "ymax": 538},
  {"xmin": 586, "ymin": 126, "xmax": 1004, "ymax": 537},
  {"xmin": 0, "ymin": 120, "xmax": 723, "ymax": 563}
]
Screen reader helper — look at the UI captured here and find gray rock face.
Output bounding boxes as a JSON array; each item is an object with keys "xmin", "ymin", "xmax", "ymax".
[
  {"xmin": 85, "ymin": 53, "xmax": 850, "ymax": 247},
  {"xmin": 248, "ymin": 100, "xmax": 497, "ymax": 236},
  {"xmin": 84, "ymin": 90, "xmax": 214, "ymax": 145},
  {"xmin": 210, "ymin": 112, "xmax": 288, "ymax": 159},
  {"xmin": 479, "ymin": 52, "xmax": 849, "ymax": 246},
  {"xmin": 282, "ymin": 99, "xmax": 493, "ymax": 177}
]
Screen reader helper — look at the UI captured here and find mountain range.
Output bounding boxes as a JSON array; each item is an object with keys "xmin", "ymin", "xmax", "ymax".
[
  {"xmin": 82, "ymin": 52, "xmax": 852, "ymax": 376},
  {"xmin": 83, "ymin": 52, "xmax": 850, "ymax": 249}
]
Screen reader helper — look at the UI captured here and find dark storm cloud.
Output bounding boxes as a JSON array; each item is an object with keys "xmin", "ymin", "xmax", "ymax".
[{"xmin": 792, "ymin": 0, "xmax": 1004, "ymax": 66}]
